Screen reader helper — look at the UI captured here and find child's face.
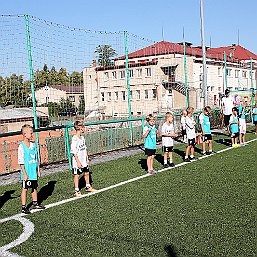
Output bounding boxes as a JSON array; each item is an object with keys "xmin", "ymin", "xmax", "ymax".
[
  {"xmin": 148, "ymin": 118, "xmax": 155, "ymax": 126},
  {"xmin": 167, "ymin": 115, "xmax": 173, "ymax": 123},
  {"xmin": 183, "ymin": 112, "xmax": 187, "ymax": 117},
  {"xmin": 187, "ymin": 111, "xmax": 193, "ymax": 117},
  {"xmin": 23, "ymin": 128, "xmax": 34, "ymax": 141},
  {"xmin": 78, "ymin": 125, "xmax": 85, "ymax": 133},
  {"xmin": 233, "ymin": 110, "xmax": 237, "ymax": 115}
]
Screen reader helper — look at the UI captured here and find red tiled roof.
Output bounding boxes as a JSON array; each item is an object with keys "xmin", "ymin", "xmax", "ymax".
[
  {"xmin": 47, "ymin": 85, "xmax": 83, "ymax": 93},
  {"xmin": 117, "ymin": 41, "xmax": 257, "ymax": 63}
]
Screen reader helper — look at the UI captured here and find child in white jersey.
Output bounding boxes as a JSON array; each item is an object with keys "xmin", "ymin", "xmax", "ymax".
[
  {"xmin": 161, "ymin": 112, "xmax": 178, "ymax": 168},
  {"xmin": 181, "ymin": 110, "xmax": 187, "ymax": 143},
  {"xmin": 184, "ymin": 107, "xmax": 198, "ymax": 162},
  {"xmin": 71, "ymin": 120, "xmax": 96, "ymax": 197}
]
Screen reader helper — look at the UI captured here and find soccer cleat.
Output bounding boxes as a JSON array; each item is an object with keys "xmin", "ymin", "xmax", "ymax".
[
  {"xmin": 32, "ymin": 204, "xmax": 46, "ymax": 210},
  {"xmin": 22, "ymin": 207, "xmax": 31, "ymax": 214},
  {"xmin": 184, "ymin": 158, "xmax": 191, "ymax": 162},
  {"xmin": 86, "ymin": 187, "xmax": 97, "ymax": 192},
  {"xmin": 190, "ymin": 157, "xmax": 199, "ymax": 161},
  {"xmin": 235, "ymin": 144, "xmax": 240, "ymax": 148},
  {"xmin": 74, "ymin": 191, "xmax": 82, "ymax": 197},
  {"xmin": 148, "ymin": 170, "xmax": 157, "ymax": 174},
  {"xmin": 163, "ymin": 164, "xmax": 169, "ymax": 168},
  {"xmin": 202, "ymin": 151, "xmax": 206, "ymax": 155},
  {"xmin": 169, "ymin": 162, "xmax": 175, "ymax": 167}
]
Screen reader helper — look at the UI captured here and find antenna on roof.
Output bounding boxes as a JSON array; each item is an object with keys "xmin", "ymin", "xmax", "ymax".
[
  {"xmin": 237, "ymin": 29, "xmax": 240, "ymax": 45},
  {"xmin": 209, "ymin": 36, "xmax": 212, "ymax": 48},
  {"xmin": 161, "ymin": 24, "xmax": 165, "ymax": 41}
]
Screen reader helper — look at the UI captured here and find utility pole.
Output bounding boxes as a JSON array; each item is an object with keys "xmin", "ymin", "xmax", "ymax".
[{"xmin": 200, "ymin": 0, "xmax": 208, "ymax": 107}]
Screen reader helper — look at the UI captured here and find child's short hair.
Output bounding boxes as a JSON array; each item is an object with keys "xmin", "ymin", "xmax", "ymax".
[
  {"xmin": 182, "ymin": 110, "xmax": 187, "ymax": 115},
  {"xmin": 74, "ymin": 120, "xmax": 84, "ymax": 131},
  {"xmin": 21, "ymin": 124, "xmax": 33, "ymax": 134},
  {"xmin": 165, "ymin": 112, "xmax": 173, "ymax": 120},
  {"xmin": 232, "ymin": 107, "xmax": 238, "ymax": 113},
  {"xmin": 186, "ymin": 107, "xmax": 194, "ymax": 114},
  {"xmin": 204, "ymin": 106, "xmax": 211, "ymax": 113},
  {"xmin": 146, "ymin": 114, "xmax": 155, "ymax": 122}
]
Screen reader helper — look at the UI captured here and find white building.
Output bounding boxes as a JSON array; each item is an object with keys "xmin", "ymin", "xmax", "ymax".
[{"xmin": 83, "ymin": 41, "xmax": 257, "ymax": 116}]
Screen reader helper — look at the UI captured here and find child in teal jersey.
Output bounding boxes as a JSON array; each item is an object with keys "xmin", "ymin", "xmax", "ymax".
[
  {"xmin": 253, "ymin": 102, "xmax": 257, "ymax": 134},
  {"xmin": 18, "ymin": 124, "xmax": 45, "ymax": 214},
  {"xmin": 199, "ymin": 106, "xmax": 213, "ymax": 155},
  {"xmin": 143, "ymin": 114, "xmax": 159, "ymax": 174},
  {"xmin": 229, "ymin": 107, "xmax": 240, "ymax": 148}
]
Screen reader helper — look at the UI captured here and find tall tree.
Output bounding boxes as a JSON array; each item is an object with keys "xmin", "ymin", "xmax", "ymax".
[{"xmin": 95, "ymin": 45, "xmax": 117, "ymax": 66}]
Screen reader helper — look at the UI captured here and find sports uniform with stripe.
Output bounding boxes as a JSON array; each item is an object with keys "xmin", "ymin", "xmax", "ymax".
[
  {"xmin": 143, "ymin": 125, "xmax": 157, "ymax": 156},
  {"xmin": 199, "ymin": 113, "xmax": 212, "ymax": 141},
  {"xmin": 161, "ymin": 122, "xmax": 174, "ymax": 152},
  {"xmin": 185, "ymin": 116, "xmax": 196, "ymax": 146}
]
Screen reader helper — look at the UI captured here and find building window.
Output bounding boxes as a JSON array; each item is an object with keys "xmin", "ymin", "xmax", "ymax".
[
  {"xmin": 104, "ymin": 72, "xmax": 109, "ymax": 80},
  {"xmin": 200, "ymin": 73, "xmax": 203, "ymax": 81},
  {"xmin": 145, "ymin": 89, "xmax": 149, "ymax": 99},
  {"xmin": 146, "ymin": 67, "xmax": 152, "ymax": 77},
  {"xmin": 235, "ymin": 70, "xmax": 239, "ymax": 78},
  {"xmin": 226, "ymin": 69, "xmax": 231, "ymax": 76},
  {"xmin": 112, "ymin": 71, "xmax": 117, "ymax": 79},
  {"xmin": 218, "ymin": 67, "xmax": 222, "ymax": 76},
  {"xmin": 218, "ymin": 87, "xmax": 221, "ymax": 91},
  {"xmin": 242, "ymin": 70, "xmax": 247, "ymax": 78},
  {"xmin": 69, "ymin": 96, "xmax": 75, "ymax": 102},
  {"xmin": 122, "ymin": 91, "xmax": 126, "ymax": 101},
  {"xmin": 101, "ymin": 92, "xmax": 104, "ymax": 101},
  {"xmin": 120, "ymin": 70, "xmax": 125, "ymax": 79},
  {"xmin": 211, "ymin": 86, "xmax": 214, "ymax": 91},
  {"xmin": 129, "ymin": 69, "xmax": 134, "ymax": 78},
  {"xmin": 89, "ymin": 75, "xmax": 92, "ymax": 80},
  {"xmin": 152, "ymin": 88, "xmax": 157, "ymax": 99},
  {"xmin": 130, "ymin": 90, "xmax": 133, "ymax": 99},
  {"xmin": 108, "ymin": 92, "xmax": 111, "ymax": 101},
  {"xmin": 136, "ymin": 90, "xmax": 140, "ymax": 100},
  {"xmin": 115, "ymin": 91, "xmax": 118, "ymax": 101},
  {"xmin": 137, "ymin": 68, "xmax": 142, "ymax": 77}
]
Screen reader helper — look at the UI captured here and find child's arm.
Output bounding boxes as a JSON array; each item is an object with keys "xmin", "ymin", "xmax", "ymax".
[
  {"xmin": 20, "ymin": 165, "xmax": 28, "ymax": 181},
  {"xmin": 143, "ymin": 126, "xmax": 151, "ymax": 138},
  {"xmin": 73, "ymin": 154, "xmax": 83, "ymax": 169}
]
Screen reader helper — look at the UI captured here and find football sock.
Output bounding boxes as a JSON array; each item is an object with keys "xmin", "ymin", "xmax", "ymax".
[
  {"xmin": 75, "ymin": 187, "xmax": 79, "ymax": 192},
  {"xmin": 190, "ymin": 155, "xmax": 194, "ymax": 158},
  {"xmin": 185, "ymin": 156, "xmax": 188, "ymax": 159},
  {"xmin": 164, "ymin": 160, "xmax": 167, "ymax": 164},
  {"xmin": 169, "ymin": 159, "xmax": 173, "ymax": 163},
  {"xmin": 86, "ymin": 184, "xmax": 91, "ymax": 189},
  {"xmin": 22, "ymin": 205, "xmax": 26, "ymax": 209},
  {"xmin": 32, "ymin": 201, "xmax": 38, "ymax": 206}
]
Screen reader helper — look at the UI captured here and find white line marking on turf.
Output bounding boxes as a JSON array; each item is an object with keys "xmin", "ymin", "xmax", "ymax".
[
  {"xmin": 0, "ymin": 217, "xmax": 34, "ymax": 257},
  {"xmin": 0, "ymin": 137, "xmax": 256, "ymax": 257}
]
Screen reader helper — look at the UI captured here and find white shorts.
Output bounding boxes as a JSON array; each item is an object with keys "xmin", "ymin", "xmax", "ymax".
[{"xmin": 239, "ymin": 118, "xmax": 246, "ymax": 134}]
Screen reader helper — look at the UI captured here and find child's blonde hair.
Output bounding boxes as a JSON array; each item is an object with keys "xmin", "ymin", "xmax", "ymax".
[
  {"xmin": 186, "ymin": 107, "xmax": 194, "ymax": 115},
  {"xmin": 165, "ymin": 112, "xmax": 173, "ymax": 120},
  {"xmin": 21, "ymin": 124, "xmax": 33, "ymax": 135},
  {"xmin": 146, "ymin": 114, "xmax": 155, "ymax": 122},
  {"xmin": 74, "ymin": 120, "xmax": 84, "ymax": 131},
  {"xmin": 182, "ymin": 110, "xmax": 187, "ymax": 115}
]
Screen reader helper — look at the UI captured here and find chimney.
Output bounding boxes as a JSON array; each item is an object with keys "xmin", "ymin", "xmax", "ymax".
[{"xmin": 229, "ymin": 45, "xmax": 236, "ymax": 58}]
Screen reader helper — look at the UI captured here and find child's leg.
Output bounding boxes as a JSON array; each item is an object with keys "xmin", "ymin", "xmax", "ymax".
[
  {"xmin": 168, "ymin": 152, "xmax": 173, "ymax": 163},
  {"xmin": 147, "ymin": 156, "xmax": 152, "ymax": 171},
  {"xmin": 84, "ymin": 172, "xmax": 92, "ymax": 188},
  {"xmin": 209, "ymin": 140, "xmax": 213, "ymax": 152},
  {"xmin": 21, "ymin": 188, "xmax": 28, "ymax": 206},
  {"xmin": 202, "ymin": 141, "xmax": 206, "ymax": 153},
  {"xmin": 150, "ymin": 155, "xmax": 155, "ymax": 170},
  {"xmin": 31, "ymin": 189, "xmax": 38, "ymax": 202},
  {"xmin": 239, "ymin": 133, "xmax": 243, "ymax": 144},
  {"xmin": 74, "ymin": 174, "xmax": 79, "ymax": 191},
  {"xmin": 163, "ymin": 152, "xmax": 168, "ymax": 164},
  {"xmin": 234, "ymin": 136, "xmax": 238, "ymax": 144},
  {"xmin": 185, "ymin": 146, "xmax": 191, "ymax": 158},
  {"xmin": 190, "ymin": 146, "xmax": 195, "ymax": 157}
]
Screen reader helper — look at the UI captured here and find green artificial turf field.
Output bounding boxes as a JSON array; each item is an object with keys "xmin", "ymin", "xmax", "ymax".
[{"xmin": 0, "ymin": 131, "xmax": 256, "ymax": 257}]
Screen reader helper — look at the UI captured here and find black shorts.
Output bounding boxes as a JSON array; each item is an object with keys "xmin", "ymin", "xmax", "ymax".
[
  {"xmin": 182, "ymin": 129, "xmax": 186, "ymax": 136},
  {"xmin": 22, "ymin": 180, "xmax": 38, "ymax": 189},
  {"xmin": 202, "ymin": 134, "xmax": 212, "ymax": 142},
  {"xmin": 188, "ymin": 138, "xmax": 196, "ymax": 146},
  {"xmin": 224, "ymin": 115, "xmax": 231, "ymax": 126},
  {"xmin": 72, "ymin": 166, "xmax": 89, "ymax": 175},
  {"xmin": 230, "ymin": 132, "xmax": 239, "ymax": 138},
  {"xmin": 145, "ymin": 148, "xmax": 156, "ymax": 156},
  {"xmin": 254, "ymin": 120, "xmax": 257, "ymax": 125},
  {"xmin": 162, "ymin": 146, "xmax": 174, "ymax": 153}
]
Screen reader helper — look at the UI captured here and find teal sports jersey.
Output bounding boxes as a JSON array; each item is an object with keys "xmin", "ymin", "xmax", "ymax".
[
  {"xmin": 229, "ymin": 115, "xmax": 239, "ymax": 133},
  {"xmin": 253, "ymin": 108, "xmax": 257, "ymax": 121},
  {"xmin": 143, "ymin": 125, "xmax": 157, "ymax": 149},
  {"xmin": 238, "ymin": 106, "xmax": 246, "ymax": 119},
  {"xmin": 19, "ymin": 142, "xmax": 38, "ymax": 180},
  {"xmin": 199, "ymin": 113, "xmax": 211, "ymax": 134}
]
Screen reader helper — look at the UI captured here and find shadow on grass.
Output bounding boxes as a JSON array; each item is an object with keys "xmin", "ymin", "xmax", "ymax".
[
  {"xmin": 138, "ymin": 158, "xmax": 148, "ymax": 171},
  {"xmin": 155, "ymin": 154, "xmax": 164, "ymax": 165},
  {"xmin": 215, "ymin": 138, "xmax": 231, "ymax": 147},
  {"xmin": 164, "ymin": 245, "xmax": 178, "ymax": 257},
  {"xmin": 173, "ymin": 148, "xmax": 185, "ymax": 160},
  {"xmin": 28, "ymin": 181, "xmax": 57, "ymax": 208},
  {"xmin": 0, "ymin": 190, "xmax": 16, "ymax": 209}
]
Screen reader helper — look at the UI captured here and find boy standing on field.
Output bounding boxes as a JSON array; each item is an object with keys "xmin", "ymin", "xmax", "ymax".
[
  {"xmin": 143, "ymin": 114, "xmax": 158, "ymax": 174},
  {"xmin": 161, "ymin": 112, "xmax": 177, "ymax": 168},
  {"xmin": 18, "ymin": 124, "xmax": 45, "ymax": 214},
  {"xmin": 184, "ymin": 107, "xmax": 198, "ymax": 162},
  {"xmin": 253, "ymin": 103, "xmax": 257, "ymax": 134},
  {"xmin": 199, "ymin": 106, "xmax": 213, "ymax": 155},
  {"xmin": 229, "ymin": 107, "xmax": 240, "ymax": 148},
  {"xmin": 71, "ymin": 120, "xmax": 96, "ymax": 197},
  {"xmin": 181, "ymin": 110, "xmax": 187, "ymax": 143}
]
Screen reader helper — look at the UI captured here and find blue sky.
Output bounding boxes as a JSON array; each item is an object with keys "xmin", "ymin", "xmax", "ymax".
[{"xmin": 1, "ymin": 0, "xmax": 257, "ymax": 53}]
